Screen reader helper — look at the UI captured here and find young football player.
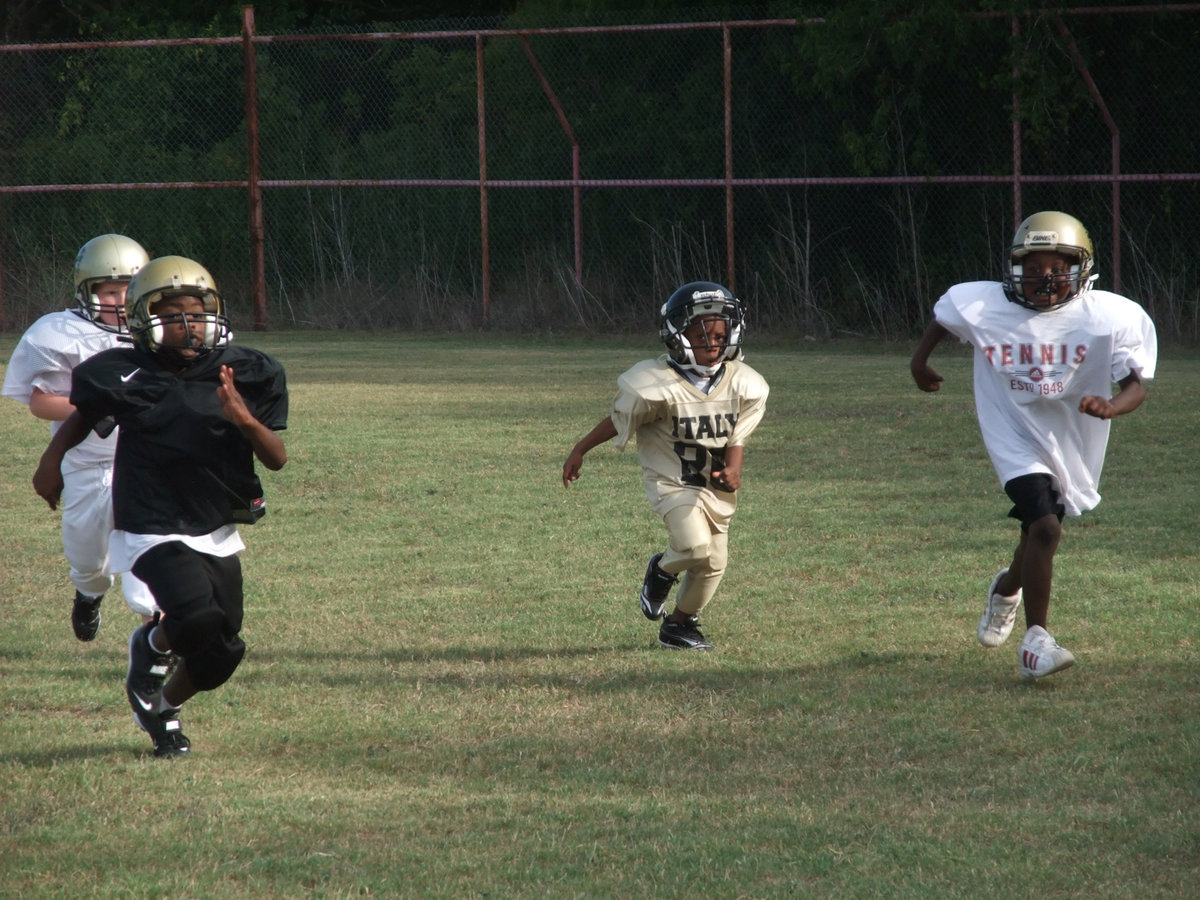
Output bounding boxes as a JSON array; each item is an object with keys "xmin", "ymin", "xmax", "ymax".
[
  {"xmin": 563, "ymin": 281, "xmax": 769, "ymax": 650},
  {"xmin": 910, "ymin": 211, "xmax": 1157, "ymax": 678},
  {"xmin": 3, "ymin": 234, "xmax": 159, "ymax": 638},
  {"xmin": 33, "ymin": 256, "xmax": 288, "ymax": 757}
]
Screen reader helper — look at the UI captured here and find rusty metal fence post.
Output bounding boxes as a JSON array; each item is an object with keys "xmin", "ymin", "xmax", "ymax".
[{"xmin": 243, "ymin": 5, "xmax": 267, "ymax": 331}]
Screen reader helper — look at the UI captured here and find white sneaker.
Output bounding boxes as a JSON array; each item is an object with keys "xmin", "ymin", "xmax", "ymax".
[
  {"xmin": 1018, "ymin": 625, "xmax": 1075, "ymax": 678},
  {"xmin": 977, "ymin": 569, "xmax": 1022, "ymax": 647}
]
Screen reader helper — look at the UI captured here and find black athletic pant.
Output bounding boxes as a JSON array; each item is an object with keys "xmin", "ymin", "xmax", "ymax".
[{"xmin": 132, "ymin": 541, "xmax": 245, "ymax": 691}]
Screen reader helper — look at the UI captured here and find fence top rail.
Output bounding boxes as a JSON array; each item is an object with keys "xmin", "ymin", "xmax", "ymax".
[
  {"xmin": 4, "ymin": 173, "xmax": 1199, "ymax": 196},
  {"xmin": 2, "ymin": 5, "xmax": 1198, "ymax": 53},
  {"xmin": 0, "ymin": 20, "xmax": 807, "ymax": 53}
]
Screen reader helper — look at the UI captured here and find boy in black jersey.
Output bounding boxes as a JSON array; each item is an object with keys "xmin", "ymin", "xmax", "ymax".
[{"xmin": 34, "ymin": 256, "xmax": 288, "ymax": 757}]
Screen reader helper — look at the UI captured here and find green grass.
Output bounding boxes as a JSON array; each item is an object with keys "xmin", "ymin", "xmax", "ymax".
[{"xmin": 1, "ymin": 332, "xmax": 1196, "ymax": 898}]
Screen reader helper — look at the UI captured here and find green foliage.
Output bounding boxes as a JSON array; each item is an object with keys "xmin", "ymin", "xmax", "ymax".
[{"xmin": 790, "ymin": 1, "xmax": 1008, "ymax": 176}]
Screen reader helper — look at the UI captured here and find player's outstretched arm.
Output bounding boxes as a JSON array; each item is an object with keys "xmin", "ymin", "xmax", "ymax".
[
  {"xmin": 563, "ymin": 416, "xmax": 618, "ymax": 487},
  {"xmin": 33, "ymin": 411, "xmax": 92, "ymax": 509},
  {"xmin": 217, "ymin": 365, "xmax": 288, "ymax": 471},
  {"xmin": 1079, "ymin": 371, "xmax": 1146, "ymax": 420},
  {"xmin": 910, "ymin": 320, "xmax": 949, "ymax": 392}
]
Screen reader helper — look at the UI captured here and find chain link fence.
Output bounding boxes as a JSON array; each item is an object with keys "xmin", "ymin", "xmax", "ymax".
[{"xmin": 1, "ymin": 6, "xmax": 1197, "ymax": 339}]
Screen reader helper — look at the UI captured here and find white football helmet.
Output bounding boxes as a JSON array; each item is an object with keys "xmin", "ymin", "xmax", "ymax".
[
  {"xmin": 73, "ymin": 234, "xmax": 149, "ymax": 332},
  {"xmin": 1003, "ymin": 211, "xmax": 1096, "ymax": 311},
  {"xmin": 125, "ymin": 256, "xmax": 230, "ymax": 356}
]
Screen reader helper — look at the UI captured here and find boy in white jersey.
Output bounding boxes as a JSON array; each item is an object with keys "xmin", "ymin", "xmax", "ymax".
[
  {"xmin": 910, "ymin": 211, "xmax": 1157, "ymax": 678},
  {"xmin": 563, "ymin": 281, "xmax": 769, "ymax": 650},
  {"xmin": 2, "ymin": 234, "xmax": 158, "ymax": 639}
]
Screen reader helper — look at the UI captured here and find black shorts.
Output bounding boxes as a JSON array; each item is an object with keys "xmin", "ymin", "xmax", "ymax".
[
  {"xmin": 1004, "ymin": 473, "xmax": 1065, "ymax": 533},
  {"xmin": 132, "ymin": 541, "xmax": 245, "ymax": 690}
]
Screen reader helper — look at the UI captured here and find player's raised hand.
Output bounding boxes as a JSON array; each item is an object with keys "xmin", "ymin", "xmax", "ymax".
[
  {"xmin": 218, "ymin": 364, "xmax": 288, "ymax": 469},
  {"xmin": 216, "ymin": 365, "xmax": 254, "ymax": 427}
]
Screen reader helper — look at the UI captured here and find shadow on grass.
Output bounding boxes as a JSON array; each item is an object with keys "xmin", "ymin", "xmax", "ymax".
[
  {"xmin": 232, "ymin": 640, "xmax": 1162, "ymax": 697},
  {"xmin": 5, "ymin": 642, "xmax": 1192, "ymax": 768},
  {"xmin": 0, "ymin": 742, "xmax": 149, "ymax": 767}
]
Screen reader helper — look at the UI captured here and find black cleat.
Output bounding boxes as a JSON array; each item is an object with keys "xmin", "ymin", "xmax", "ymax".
[
  {"xmin": 125, "ymin": 621, "xmax": 173, "ymax": 733},
  {"xmin": 146, "ymin": 708, "xmax": 190, "ymax": 758},
  {"xmin": 72, "ymin": 592, "xmax": 102, "ymax": 641},
  {"xmin": 639, "ymin": 553, "xmax": 677, "ymax": 620},
  {"xmin": 658, "ymin": 615, "xmax": 714, "ymax": 651}
]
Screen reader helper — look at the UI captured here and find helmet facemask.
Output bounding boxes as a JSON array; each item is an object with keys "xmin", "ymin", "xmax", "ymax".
[
  {"xmin": 145, "ymin": 295, "xmax": 229, "ymax": 357},
  {"xmin": 1003, "ymin": 212, "xmax": 1096, "ymax": 311},
  {"xmin": 124, "ymin": 256, "xmax": 231, "ymax": 363},
  {"xmin": 79, "ymin": 279, "xmax": 132, "ymax": 333}
]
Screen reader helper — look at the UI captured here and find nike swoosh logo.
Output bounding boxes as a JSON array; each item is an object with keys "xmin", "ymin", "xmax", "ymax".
[
  {"xmin": 120, "ymin": 368, "xmax": 141, "ymax": 382},
  {"xmin": 131, "ymin": 691, "xmax": 154, "ymax": 711}
]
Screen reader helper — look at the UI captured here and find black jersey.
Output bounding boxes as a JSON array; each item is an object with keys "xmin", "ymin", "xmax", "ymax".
[{"xmin": 70, "ymin": 344, "xmax": 288, "ymax": 536}]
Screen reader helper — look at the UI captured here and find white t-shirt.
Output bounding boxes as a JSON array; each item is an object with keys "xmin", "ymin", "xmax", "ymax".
[
  {"xmin": 934, "ymin": 282, "xmax": 1157, "ymax": 516},
  {"xmin": 109, "ymin": 525, "xmax": 245, "ymax": 574},
  {"xmin": 2, "ymin": 309, "xmax": 125, "ymax": 472}
]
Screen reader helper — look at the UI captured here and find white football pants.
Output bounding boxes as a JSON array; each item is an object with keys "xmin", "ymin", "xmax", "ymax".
[{"xmin": 60, "ymin": 463, "xmax": 158, "ymax": 617}]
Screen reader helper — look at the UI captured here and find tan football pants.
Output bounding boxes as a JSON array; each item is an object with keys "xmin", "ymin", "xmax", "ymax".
[{"xmin": 658, "ymin": 505, "xmax": 729, "ymax": 615}]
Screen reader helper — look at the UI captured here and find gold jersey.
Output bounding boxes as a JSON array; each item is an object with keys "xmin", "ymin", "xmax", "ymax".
[{"xmin": 611, "ymin": 355, "xmax": 768, "ymax": 524}]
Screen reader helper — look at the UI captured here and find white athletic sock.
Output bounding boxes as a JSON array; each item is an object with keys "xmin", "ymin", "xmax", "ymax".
[{"xmin": 153, "ymin": 695, "xmax": 181, "ymax": 715}]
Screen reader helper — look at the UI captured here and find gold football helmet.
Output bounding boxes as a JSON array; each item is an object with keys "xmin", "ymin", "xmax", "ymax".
[
  {"xmin": 73, "ymin": 234, "xmax": 149, "ymax": 332},
  {"xmin": 1003, "ymin": 211, "xmax": 1096, "ymax": 311},
  {"xmin": 125, "ymin": 256, "xmax": 230, "ymax": 355}
]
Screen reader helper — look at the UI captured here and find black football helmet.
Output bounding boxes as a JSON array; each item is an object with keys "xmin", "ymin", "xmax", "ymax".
[
  {"xmin": 659, "ymin": 281, "xmax": 745, "ymax": 376},
  {"xmin": 124, "ymin": 256, "xmax": 230, "ymax": 357},
  {"xmin": 1002, "ymin": 211, "xmax": 1096, "ymax": 311}
]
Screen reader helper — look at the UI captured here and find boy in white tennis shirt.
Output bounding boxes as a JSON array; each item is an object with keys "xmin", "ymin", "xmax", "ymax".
[{"xmin": 910, "ymin": 211, "xmax": 1156, "ymax": 678}]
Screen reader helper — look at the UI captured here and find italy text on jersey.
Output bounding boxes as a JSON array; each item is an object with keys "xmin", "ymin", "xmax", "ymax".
[{"xmin": 670, "ymin": 412, "xmax": 738, "ymax": 441}]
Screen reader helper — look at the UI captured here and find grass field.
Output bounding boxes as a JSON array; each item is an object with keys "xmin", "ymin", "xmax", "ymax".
[{"xmin": 1, "ymin": 332, "xmax": 1196, "ymax": 898}]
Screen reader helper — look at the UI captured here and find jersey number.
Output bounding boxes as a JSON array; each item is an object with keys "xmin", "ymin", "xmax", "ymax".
[{"xmin": 675, "ymin": 443, "xmax": 725, "ymax": 489}]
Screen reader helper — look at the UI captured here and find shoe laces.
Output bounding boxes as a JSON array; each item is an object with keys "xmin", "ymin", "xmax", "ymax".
[
  {"xmin": 1023, "ymin": 629, "xmax": 1059, "ymax": 653},
  {"xmin": 987, "ymin": 591, "xmax": 1019, "ymax": 614}
]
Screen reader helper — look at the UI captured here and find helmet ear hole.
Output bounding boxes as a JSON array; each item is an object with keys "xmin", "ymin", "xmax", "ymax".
[{"xmin": 124, "ymin": 256, "xmax": 230, "ymax": 355}]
